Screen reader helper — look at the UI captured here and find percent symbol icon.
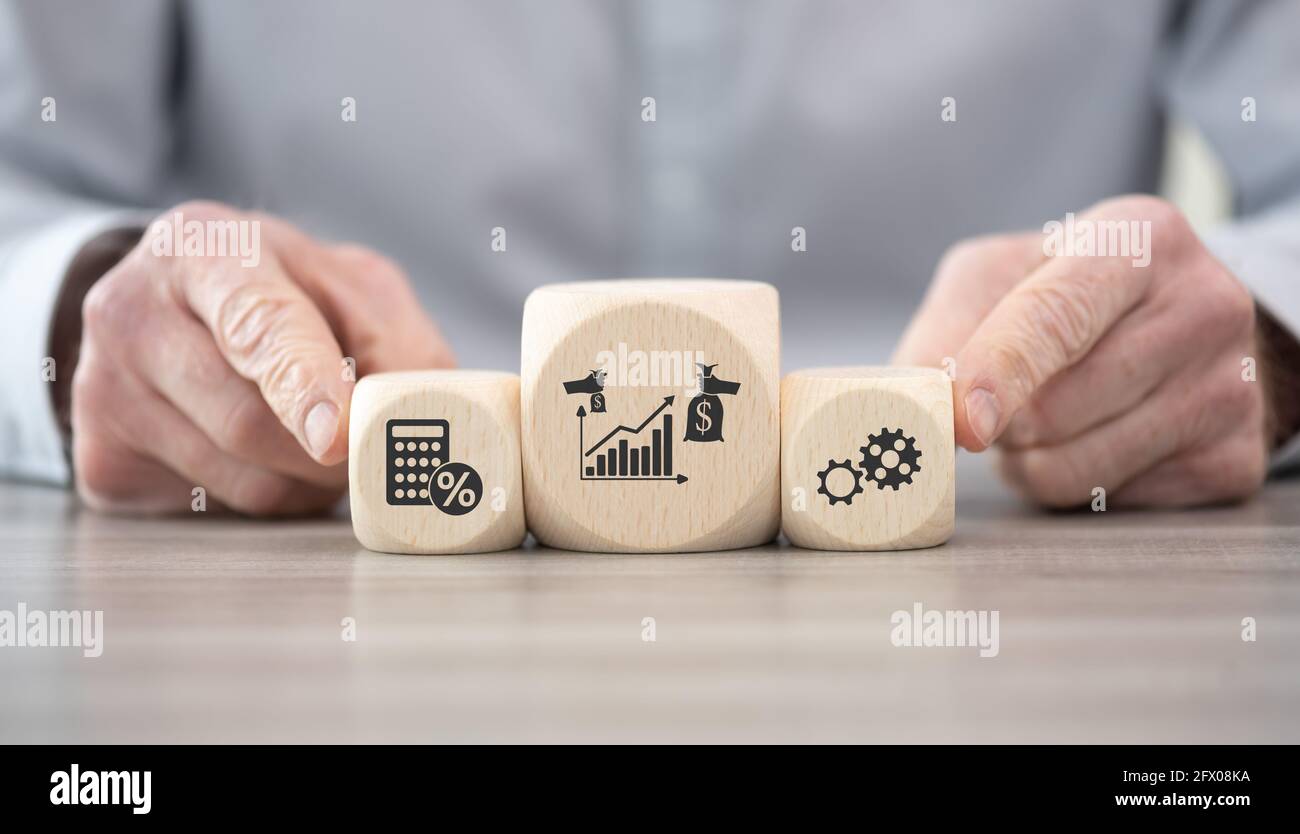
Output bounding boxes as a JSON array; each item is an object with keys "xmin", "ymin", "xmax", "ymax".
[{"xmin": 428, "ymin": 462, "xmax": 483, "ymax": 516}]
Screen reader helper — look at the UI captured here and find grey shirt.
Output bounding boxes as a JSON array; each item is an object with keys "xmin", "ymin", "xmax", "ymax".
[{"xmin": 3, "ymin": 0, "xmax": 1299, "ymax": 483}]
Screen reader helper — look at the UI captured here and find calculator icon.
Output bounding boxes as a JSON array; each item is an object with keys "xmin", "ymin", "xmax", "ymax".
[{"xmin": 386, "ymin": 419, "xmax": 449, "ymax": 505}]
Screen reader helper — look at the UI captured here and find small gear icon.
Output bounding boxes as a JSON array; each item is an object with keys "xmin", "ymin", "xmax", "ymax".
[
  {"xmin": 860, "ymin": 427, "xmax": 922, "ymax": 490},
  {"xmin": 817, "ymin": 459, "xmax": 864, "ymax": 505}
]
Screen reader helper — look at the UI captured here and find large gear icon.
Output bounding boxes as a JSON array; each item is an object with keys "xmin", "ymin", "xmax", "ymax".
[
  {"xmin": 860, "ymin": 427, "xmax": 922, "ymax": 490},
  {"xmin": 817, "ymin": 459, "xmax": 864, "ymax": 505}
]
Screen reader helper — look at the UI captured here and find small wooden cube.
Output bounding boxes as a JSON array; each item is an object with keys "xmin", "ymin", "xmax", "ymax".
[
  {"xmin": 522, "ymin": 279, "xmax": 781, "ymax": 552},
  {"xmin": 781, "ymin": 367, "xmax": 954, "ymax": 551},
  {"xmin": 349, "ymin": 370, "xmax": 525, "ymax": 554}
]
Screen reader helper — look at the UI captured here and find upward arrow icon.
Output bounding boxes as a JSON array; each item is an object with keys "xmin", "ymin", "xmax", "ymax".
[
  {"xmin": 574, "ymin": 397, "xmax": 686, "ymax": 484},
  {"xmin": 583, "ymin": 396, "xmax": 674, "ymax": 457}
]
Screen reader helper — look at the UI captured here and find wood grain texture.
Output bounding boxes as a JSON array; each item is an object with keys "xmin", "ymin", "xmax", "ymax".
[
  {"xmin": 349, "ymin": 370, "xmax": 525, "ymax": 553},
  {"xmin": 521, "ymin": 279, "xmax": 780, "ymax": 552},
  {"xmin": 782, "ymin": 367, "xmax": 954, "ymax": 550},
  {"xmin": 1, "ymin": 454, "xmax": 1298, "ymax": 744}
]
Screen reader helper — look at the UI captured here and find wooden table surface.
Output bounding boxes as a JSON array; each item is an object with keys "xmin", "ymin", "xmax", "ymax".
[{"xmin": 2, "ymin": 454, "xmax": 1297, "ymax": 744}]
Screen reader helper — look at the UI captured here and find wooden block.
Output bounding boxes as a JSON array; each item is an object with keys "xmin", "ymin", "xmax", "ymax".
[
  {"xmin": 522, "ymin": 279, "xmax": 780, "ymax": 552},
  {"xmin": 781, "ymin": 367, "xmax": 954, "ymax": 551},
  {"xmin": 348, "ymin": 370, "xmax": 525, "ymax": 554}
]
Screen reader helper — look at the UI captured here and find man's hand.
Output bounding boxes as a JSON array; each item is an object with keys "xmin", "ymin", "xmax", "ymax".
[
  {"xmin": 70, "ymin": 202, "xmax": 454, "ymax": 515},
  {"xmin": 894, "ymin": 195, "xmax": 1269, "ymax": 508}
]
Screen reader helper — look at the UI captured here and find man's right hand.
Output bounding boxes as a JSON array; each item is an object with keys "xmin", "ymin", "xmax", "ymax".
[{"xmin": 71, "ymin": 202, "xmax": 454, "ymax": 515}]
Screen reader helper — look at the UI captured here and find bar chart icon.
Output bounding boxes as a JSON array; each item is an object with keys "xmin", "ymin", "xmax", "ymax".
[{"xmin": 577, "ymin": 396, "xmax": 687, "ymax": 484}]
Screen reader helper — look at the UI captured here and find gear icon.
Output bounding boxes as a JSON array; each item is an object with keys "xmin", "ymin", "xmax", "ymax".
[
  {"xmin": 817, "ymin": 459, "xmax": 864, "ymax": 505},
  {"xmin": 860, "ymin": 427, "xmax": 922, "ymax": 490}
]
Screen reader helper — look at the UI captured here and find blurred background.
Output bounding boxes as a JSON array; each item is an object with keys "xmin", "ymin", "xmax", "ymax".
[
  {"xmin": 1163, "ymin": 121, "xmax": 1230, "ymax": 232},
  {"xmin": 2, "ymin": 0, "xmax": 1277, "ymax": 378}
]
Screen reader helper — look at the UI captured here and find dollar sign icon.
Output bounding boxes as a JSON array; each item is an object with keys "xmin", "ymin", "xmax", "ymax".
[{"xmin": 694, "ymin": 399, "xmax": 712, "ymax": 433}]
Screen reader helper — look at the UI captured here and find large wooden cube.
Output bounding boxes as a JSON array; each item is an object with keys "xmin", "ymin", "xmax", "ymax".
[{"xmin": 522, "ymin": 279, "xmax": 780, "ymax": 552}]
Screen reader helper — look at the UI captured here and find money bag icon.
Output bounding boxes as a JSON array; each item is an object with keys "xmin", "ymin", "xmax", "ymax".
[
  {"xmin": 562, "ymin": 369, "xmax": 607, "ymax": 413},
  {"xmin": 683, "ymin": 363, "xmax": 740, "ymax": 443}
]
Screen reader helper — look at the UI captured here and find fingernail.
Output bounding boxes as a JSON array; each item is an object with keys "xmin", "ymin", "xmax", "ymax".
[
  {"xmin": 305, "ymin": 401, "xmax": 339, "ymax": 458},
  {"xmin": 964, "ymin": 387, "xmax": 1001, "ymax": 447}
]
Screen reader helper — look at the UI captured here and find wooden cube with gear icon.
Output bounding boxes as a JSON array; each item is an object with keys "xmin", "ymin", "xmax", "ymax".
[
  {"xmin": 781, "ymin": 366, "xmax": 954, "ymax": 550},
  {"xmin": 349, "ymin": 370, "xmax": 525, "ymax": 554},
  {"xmin": 521, "ymin": 279, "xmax": 781, "ymax": 552}
]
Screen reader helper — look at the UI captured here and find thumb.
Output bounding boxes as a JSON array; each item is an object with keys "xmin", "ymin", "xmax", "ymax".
[
  {"xmin": 952, "ymin": 253, "xmax": 1150, "ymax": 451},
  {"xmin": 893, "ymin": 232, "xmax": 1049, "ymax": 368},
  {"xmin": 176, "ymin": 254, "xmax": 353, "ymax": 465}
]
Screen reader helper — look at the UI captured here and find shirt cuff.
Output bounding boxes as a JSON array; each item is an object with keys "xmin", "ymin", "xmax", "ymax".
[
  {"xmin": 1206, "ymin": 219, "xmax": 1300, "ymax": 471},
  {"xmin": 0, "ymin": 210, "xmax": 146, "ymax": 485}
]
